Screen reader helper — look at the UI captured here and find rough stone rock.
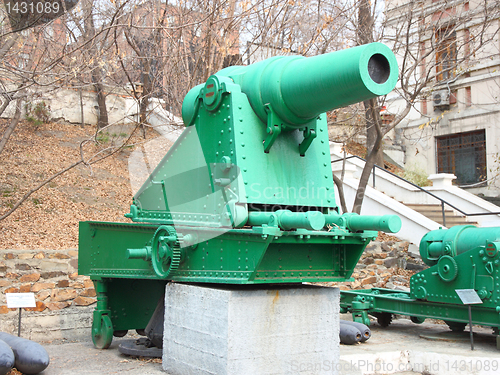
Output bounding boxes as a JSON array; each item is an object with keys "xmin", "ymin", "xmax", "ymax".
[
  {"xmin": 350, "ymin": 280, "xmax": 361, "ymax": 289},
  {"xmin": 361, "ymin": 276, "xmax": 377, "ymax": 286},
  {"xmin": 5, "ymin": 272, "xmax": 20, "ymax": 279},
  {"xmin": 0, "ymin": 305, "xmax": 14, "ymax": 314},
  {"xmin": 388, "ymin": 250, "xmax": 399, "ymax": 258},
  {"xmin": 381, "ymin": 243, "xmax": 391, "ymax": 252},
  {"xmin": 5, "ymin": 287, "xmax": 20, "ymax": 293},
  {"xmin": 373, "ymin": 252, "xmax": 388, "ymax": 259},
  {"xmin": 0, "ymin": 280, "xmax": 10, "ymax": 287},
  {"xmin": 46, "ymin": 301, "xmax": 71, "ymax": 311},
  {"xmin": 51, "ymin": 289, "xmax": 78, "ymax": 302},
  {"xmin": 4, "ymin": 253, "xmax": 15, "ymax": 260},
  {"xmin": 18, "ymin": 254, "xmax": 34, "ymax": 260},
  {"xmin": 20, "ymin": 284, "xmax": 31, "ymax": 293},
  {"xmin": 34, "ymin": 252, "xmax": 46, "ymax": 259},
  {"xmin": 16, "ymin": 263, "xmax": 32, "ymax": 271},
  {"xmin": 31, "ymin": 282, "xmax": 56, "ymax": 292},
  {"xmin": 73, "ymin": 296, "xmax": 96, "ymax": 306},
  {"xmin": 397, "ymin": 257, "xmax": 408, "ymax": 269},
  {"xmin": 57, "ymin": 280, "xmax": 70, "ymax": 288},
  {"xmin": 36, "ymin": 291, "xmax": 51, "ymax": 301},
  {"xmin": 391, "ymin": 276, "xmax": 408, "ymax": 284},
  {"xmin": 406, "ymin": 263, "xmax": 426, "ymax": 271},
  {"xmin": 79, "ymin": 289, "xmax": 96, "ymax": 297},
  {"xmin": 363, "ymin": 257, "xmax": 374, "ymax": 265},
  {"xmin": 24, "ymin": 301, "xmax": 46, "ymax": 312},
  {"xmin": 383, "ymin": 257, "xmax": 398, "ymax": 268},
  {"xmin": 41, "ymin": 271, "xmax": 66, "ymax": 279},
  {"xmin": 364, "ymin": 244, "xmax": 379, "ymax": 253},
  {"xmin": 20, "ymin": 273, "xmax": 41, "ymax": 282},
  {"xmin": 49, "ymin": 253, "xmax": 71, "ymax": 259},
  {"xmin": 39, "ymin": 260, "xmax": 68, "ymax": 272}
]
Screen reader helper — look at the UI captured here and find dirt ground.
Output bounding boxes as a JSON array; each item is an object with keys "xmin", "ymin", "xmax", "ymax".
[{"xmin": 0, "ymin": 120, "xmax": 160, "ymax": 250}]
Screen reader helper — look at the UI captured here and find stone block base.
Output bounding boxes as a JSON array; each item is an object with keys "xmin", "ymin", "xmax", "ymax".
[{"xmin": 163, "ymin": 283, "xmax": 339, "ymax": 375}]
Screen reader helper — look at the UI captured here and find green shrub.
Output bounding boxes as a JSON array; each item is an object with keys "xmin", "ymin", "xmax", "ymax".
[
  {"xmin": 400, "ymin": 164, "xmax": 431, "ymax": 187},
  {"xmin": 25, "ymin": 101, "xmax": 51, "ymax": 129}
]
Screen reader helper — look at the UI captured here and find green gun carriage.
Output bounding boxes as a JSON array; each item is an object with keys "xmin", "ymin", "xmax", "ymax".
[
  {"xmin": 340, "ymin": 225, "xmax": 500, "ymax": 348},
  {"xmin": 78, "ymin": 42, "xmax": 401, "ymax": 349}
]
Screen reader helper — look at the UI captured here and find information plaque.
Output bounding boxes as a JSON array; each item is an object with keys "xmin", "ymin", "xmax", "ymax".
[
  {"xmin": 6, "ymin": 293, "xmax": 36, "ymax": 309},
  {"xmin": 455, "ymin": 289, "xmax": 483, "ymax": 305}
]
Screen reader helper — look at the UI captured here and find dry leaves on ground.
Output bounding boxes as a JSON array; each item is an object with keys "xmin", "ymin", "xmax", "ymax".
[{"xmin": 0, "ymin": 120, "xmax": 159, "ymax": 250}]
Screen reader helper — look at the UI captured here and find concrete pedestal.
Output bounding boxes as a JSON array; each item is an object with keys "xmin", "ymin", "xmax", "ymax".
[{"xmin": 163, "ymin": 283, "xmax": 340, "ymax": 375}]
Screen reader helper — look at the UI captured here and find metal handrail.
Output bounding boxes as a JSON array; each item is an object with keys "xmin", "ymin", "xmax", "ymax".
[{"xmin": 331, "ymin": 155, "xmax": 500, "ymax": 226}]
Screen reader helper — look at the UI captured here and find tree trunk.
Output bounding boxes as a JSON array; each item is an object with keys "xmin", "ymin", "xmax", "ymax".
[
  {"xmin": 0, "ymin": 99, "xmax": 22, "ymax": 157},
  {"xmin": 94, "ymin": 81, "xmax": 108, "ymax": 129},
  {"xmin": 79, "ymin": 87, "xmax": 85, "ymax": 127},
  {"xmin": 364, "ymin": 98, "xmax": 384, "ymax": 167},
  {"xmin": 84, "ymin": 0, "xmax": 108, "ymax": 129},
  {"xmin": 352, "ymin": 125, "xmax": 385, "ymax": 213},
  {"xmin": 332, "ymin": 173, "xmax": 348, "ymax": 214},
  {"xmin": 351, "ymin": 0, "xmax": 385, "ymax": 213},
  {"xmin": 139, "ymin": 58, "xmax": 151, "ymax": 137}
]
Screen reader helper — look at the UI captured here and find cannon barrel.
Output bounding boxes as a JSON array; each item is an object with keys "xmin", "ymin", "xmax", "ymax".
[
  {"xmin": 340, "ymin": 320, "xmax": 371, "ymax": 343},
  {"xmin": 420, "ymin": 225, "xmax": 500, "ymax": 266},
  {"xmin": 338, "ymin": 322, "xmax": 362, "ymax": 345},
  {"xmin": 182, "ymin": 42, "xmax": 398, "ymax": 128}
]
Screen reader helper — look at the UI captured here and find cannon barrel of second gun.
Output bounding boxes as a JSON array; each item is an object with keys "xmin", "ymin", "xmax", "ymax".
[
  {"xmin": 420, "ymin": 225, "xmax": 500, "ymax": 266},
  {"xmin": 182, "ymin": 42, "xmax": 398, "ymax": 128}
]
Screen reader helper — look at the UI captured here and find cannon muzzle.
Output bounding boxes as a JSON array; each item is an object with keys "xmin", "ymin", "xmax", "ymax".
[{"xmin": 182, "ymin": 42, "xmax": 398, "ymax": 129}]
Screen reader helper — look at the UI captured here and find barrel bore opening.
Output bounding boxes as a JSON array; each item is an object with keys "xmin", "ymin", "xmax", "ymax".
[{"xmin": 368, "ymin": 53, "xmax": 391, "ymax": 84}]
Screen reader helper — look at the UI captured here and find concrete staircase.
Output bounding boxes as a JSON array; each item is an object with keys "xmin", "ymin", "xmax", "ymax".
[
  {"xmin": 329, "ymin": 142, "xmax": 500, "ymax": 245},
  {"xmin": 404, "ymin": 203, "xmax": 478, "ymax": 227}
]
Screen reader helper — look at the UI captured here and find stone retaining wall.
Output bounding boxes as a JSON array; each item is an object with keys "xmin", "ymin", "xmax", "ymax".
[
  {"xmin": 0, "ymin": 249, "xmax": 95, "ymax": 341},
  {"xmin": 322, "ymin": 240, "xmax": 427, "ymax": 291}
]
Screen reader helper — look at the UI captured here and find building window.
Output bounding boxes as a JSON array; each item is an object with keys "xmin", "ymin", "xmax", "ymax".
[
  {"xmin": 436, "ymin": 28, "xmax": 457, "ymax": 81},
  {"xmin": 436, "ymin": 130, "xmax": 486, "ymax": 185}
]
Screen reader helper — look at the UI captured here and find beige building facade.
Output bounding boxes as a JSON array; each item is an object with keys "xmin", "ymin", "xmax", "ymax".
[{"xmin": 385, "ymin": 0, "xmax": 500, "ymax": 196}]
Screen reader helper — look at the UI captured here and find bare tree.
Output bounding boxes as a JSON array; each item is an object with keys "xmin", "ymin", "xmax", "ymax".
[{"xmin": 341, "ymin": 0, "xmax": 500, "ymax": 213}]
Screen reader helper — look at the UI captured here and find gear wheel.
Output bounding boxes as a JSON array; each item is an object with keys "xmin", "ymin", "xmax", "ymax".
[
  {"xmin": 437, "ymin": 255, "xmax": 458, "ymax": 282},
  {"xmin": 151, "ymin": 225, "xmax": 181, "ymax": 279}
]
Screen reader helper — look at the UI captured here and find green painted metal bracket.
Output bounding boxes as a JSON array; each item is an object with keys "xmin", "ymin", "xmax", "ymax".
[
  {"xmin": 299, "ymin": 123, "xmax": 317, "ymax": 156},
  {"xmin": 152, "ymin": 180, "xmax": 168, "ymax": 211},
  {"xmin": 263, "ymin": 104, "xmax": 282, "ymax": 153}
]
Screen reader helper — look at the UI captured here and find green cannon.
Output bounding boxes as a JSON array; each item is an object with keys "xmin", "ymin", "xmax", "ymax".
[
  {"xmin": 340, "ymin": 225, "xmax": 500, "ymax": 348},
  {"xmin": 78, "ymin": 42, "xmax": 400, "ymax": 349}
]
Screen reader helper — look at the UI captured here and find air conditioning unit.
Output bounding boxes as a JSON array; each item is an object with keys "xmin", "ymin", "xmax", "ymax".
[{"xmin": 433, "ymin": 90, "xmax": 450, "ymax": 108}]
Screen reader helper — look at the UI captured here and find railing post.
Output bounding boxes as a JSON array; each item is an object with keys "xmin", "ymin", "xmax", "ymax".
[
  {"xmin": 372, "ymin": 165, "xmax": 376, "ymax": 188},
  {"xmin": 441, "ymin": 201, "xmax": 446, "ymax": 227}
]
